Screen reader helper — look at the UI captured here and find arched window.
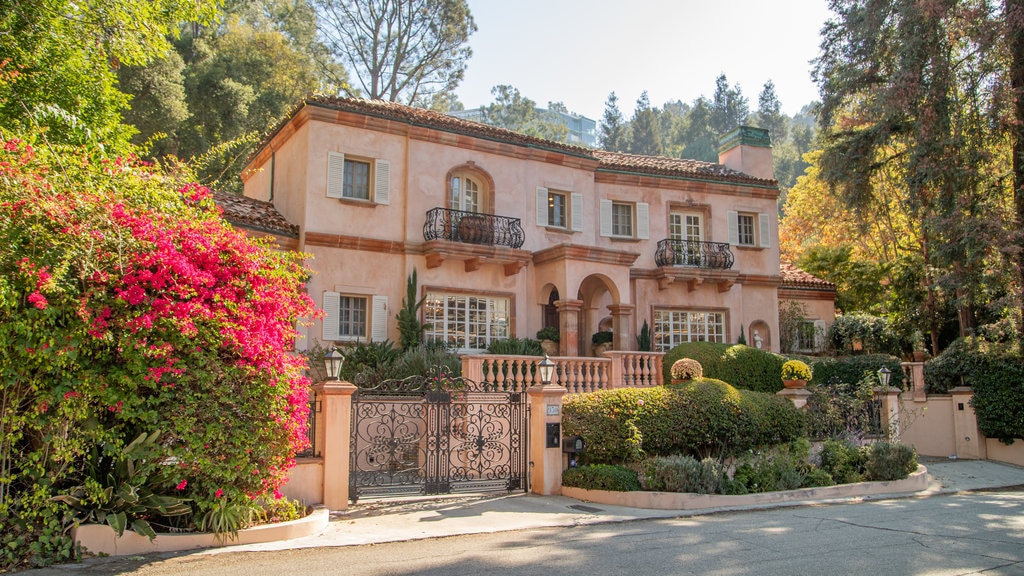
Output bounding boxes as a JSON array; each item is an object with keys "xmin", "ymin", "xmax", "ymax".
[{"xmin": 450, "ymin": 175, "xmax": 481, "ymax": 213}]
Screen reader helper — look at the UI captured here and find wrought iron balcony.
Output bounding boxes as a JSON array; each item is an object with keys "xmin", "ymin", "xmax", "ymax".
[
  {"xmin": 423, "ymin": 207, "xmax": 525, "ymax": 249},
  {"xmin": 655, "ymin": 239, "xmax": 734, "ymax": 269}
]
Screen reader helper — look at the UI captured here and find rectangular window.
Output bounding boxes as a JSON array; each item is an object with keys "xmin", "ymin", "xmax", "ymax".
[
  {"xmin": 423, "ymin": 292, "xmax": 510, "ymax": 351},
  {"xmin": 737, "ymin": 213, "xmax": 756, "ymax": 246},
  {"xmin": 611, "ymin": 202, "xmax": 633, "ymax": 237},
  {"xmin": 548, "ymin": 191, "xmax": 566, "ymax": 228},
  {"xmin": 343, "ymin": 159, "xmax": 370, "ymax": 200},
  {"xmin": 653, "ymin": 309, "xmax": 726, "ymax": 352},
  {"xmin": 338, "ymin": 296, "xmax": 367, "ymax": 338},
  {"xmin": 669, "ymin": 212, "xmax": 704, "ymax": 266}
]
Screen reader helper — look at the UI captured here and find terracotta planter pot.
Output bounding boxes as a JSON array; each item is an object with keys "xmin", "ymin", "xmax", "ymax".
[
  {"xmin": 782, "ymin": 379, "xmax": 807, "ymax": 389},
  {"xmin": 540, "ymin": 339, "xmax": 559, "ymax": 356}
]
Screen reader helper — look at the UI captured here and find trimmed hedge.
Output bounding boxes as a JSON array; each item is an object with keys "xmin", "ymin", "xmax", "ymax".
[
  {"xmin": 663, "ymin": 342, "xmax": 787, "ymax": 393},
  {"xmin": 805, "ymin": 354, "xmax": 905, "ymax": 389},
  {"xmin": 562, "ymin": 379, "xmax": 805, "ymax": 463},
  {"xmin": 562, "ymin": 464, "xmax": 641, "ymax": 491}
]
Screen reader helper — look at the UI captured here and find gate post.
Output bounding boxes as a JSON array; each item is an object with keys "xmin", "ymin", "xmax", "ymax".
[
  {"xmin": 313, "ymin": 380, "xmax": 357, "ymax": 511},
  {"xmin": 527, "ymin": 383, "xmax": 567, "ymax": 495}
]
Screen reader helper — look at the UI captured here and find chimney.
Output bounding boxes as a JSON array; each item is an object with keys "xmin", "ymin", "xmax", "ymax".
[{"xmin": 717, "ymin": 126, "xmax": 775, "ymax": 181}]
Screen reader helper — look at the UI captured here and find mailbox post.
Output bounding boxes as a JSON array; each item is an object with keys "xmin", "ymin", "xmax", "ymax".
[{"xmin": 528, "ymin": 356, "xmax": 567, "ymax": 495}]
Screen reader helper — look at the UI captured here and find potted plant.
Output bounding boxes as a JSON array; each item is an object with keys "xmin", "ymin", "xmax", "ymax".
[
  {"xmin": 591, "ymin": 330, "xmax": 613, "ymax": 356},
  {"xmin": 781, "ymin": 359, "xmax": 812, "ymax": 389},
  {"xmin": 670, "ymin": 358, "xmax": 703, "ymax": 384},
  {"xmin": 536, "ymin": 326, "xmax": 560, "ymax": 356}
]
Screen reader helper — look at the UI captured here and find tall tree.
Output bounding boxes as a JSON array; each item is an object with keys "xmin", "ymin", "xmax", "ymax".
[
  {"xmin": 1007, "ymin": 0, "xmax": 1024, "ymax": 349},
  {"xmin": 0, "ymin": 0, "xmax": 218, "ymax": 147},
  {"xmin": 710, "ymin": 73, "xmax": 749, "ymax": 136},
  {"xmin": 312, "ymin": 0, "xmax": 476, "ymax": 104},
  {"xmin": 813, "ymin": 0, "xmax": 1015, "ymax": 349},
  {"xmin": 629, "ymin": 91, "xmax": 662, "ymax": 156},
  {"xmin": 598, "ymin": 91, "xmax": 627, "ymax": 151},
  {"xmin": 755, "ymin": 80, "xmax": 788, "ymax": 144},
  {"xmin": 678, "ymin": 96, "xmax": 718, "ymax": 162},
  {"xmin": 481, "ymin": 85, "xmax": 568, "ymax": 142}
]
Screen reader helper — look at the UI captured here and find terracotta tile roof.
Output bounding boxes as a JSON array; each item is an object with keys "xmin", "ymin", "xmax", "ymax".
[
  {"xmin": 253, "ymin": 96, "xmax": 779, "ymax": 187},
  {"xmin": 591, "ymin": 150, "xmax": 776, "ymax": 186},
  {"xmin": 213, "ymin": 191, "xmax": 298, "ymax": 238},
  {"xmin": 780, "ymin": 261, "xmax": 836, "ymax": 291}
]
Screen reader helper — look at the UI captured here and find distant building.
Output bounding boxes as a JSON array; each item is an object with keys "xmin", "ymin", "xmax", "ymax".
[{"xmin": 449, "ymin": 107, "xmax": 597, "ymax": 147}]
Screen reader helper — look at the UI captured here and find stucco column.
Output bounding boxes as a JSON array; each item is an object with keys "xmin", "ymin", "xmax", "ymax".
[
  {"xmin": 776, "ymin": 388, "xmax": 811, "ymax": 409},
  {"xmin": 312, "ymin": 380, "xmax": 357, "ymax": 511},
  {"xmin": 556, "ymin": 299, "xmax": 583, "ymax": 357},
  {"xmin": 950, "ymin": 387, "xmax": 987, "ymax": 459},
  {"xmin": 873, "ymin": 386, "xmax": 901, "ymax": 439},
  {"xmin": 608, "ymin": 304, "xmax": 635, "ymax": 351},
  {"xmin": 902, "ymin": 362, "xmax": 926, "ymax": 402},
  {"xmin": 527, "ymin": 383, "xmax": 568, "ymax": 495}
]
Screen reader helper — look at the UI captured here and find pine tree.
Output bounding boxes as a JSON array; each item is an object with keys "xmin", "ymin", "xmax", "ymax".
[
  {"xmin": 629, "ymin": 91, "xmax": 662, "ymax": 156},
  {"xmin": 756, "ymin": 80, "xmax": 787, "ymax": 144},
  {"xmin": 598, "ymin": 92, "xmax": 626, "ymax": 151}
]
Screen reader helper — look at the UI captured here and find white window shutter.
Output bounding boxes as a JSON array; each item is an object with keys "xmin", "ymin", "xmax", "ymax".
[
  {"xmin": 570, "ymin": 193, "xmax": 584, "ymax": 231},
  {"xmin": 322, "ymin": 291, "xmax": 341, "ymax": 341},
  {"xmin": 374, "ymin": 159, "xmax": 391, "ymax": 205},
  {"xmin": 813, "ymin": 320, "xmax": 827, "ymax": 351},
  {"xmin": 536, "ymin": 187, "xmax": 548, "ymax": 226},
  {"xmin": 637, "ymin": 202, "xmax": 649, "ymax": 239},
  {"xmin": 758, "ymin": 213, "xmax": 771, "ymax": 248},
  {"xmin": 371, "ymin": 295, "xmax": 388, "ymax": 342},
  {"xmin": 600, "ymin": 199, "xmax": 612, "ymax": 237},
  {"xmin": 326, "ymin": 152, "xmax": 345, "ymax": 198},
  {"xmin": 727, "ymin": 211, "xmax": 739, "ymax": 245}
]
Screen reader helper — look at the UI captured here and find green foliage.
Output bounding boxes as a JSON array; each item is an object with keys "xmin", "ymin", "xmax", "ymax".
[
  {"xmin": 487, "ymin": 337, "xmax": 543, "ymax": 357},
  {"xmin": 535, "ymin": 326, "xmax": 559, "ymax": 342},
  {"xmin": 797, "ymin": 246, "xmax": 888, "ymax": 316},
  {"xmin": 591, "ymin": 330, "xmax": 613, "ymax": 345},
  {"xmin": 663, "ymin": 341, "xmax": 787, "ymax": 393},
  {"xmin": 817, "ymin": 439, "xmax": 867, "ymax": 484},
  {"xmin": 561, "ymin": 464, "xmax": 641, "ymax": 492},
  {"xmin": 728, "ymin": 439, "xmax": 817, "ymax": 494},
  {"xmin": 378, "ymin": 346, "xmax": 461, "ymax": 382},
  {"xmin": 828, "ymin": 314, "xmax": 903, "ymax": 356},
  {"xmin": 480, "ymin": 85, "xmax": 569, "ymax": 142},
  {"xmin": 396, "ymin": 269, "xmax": 426, "ymax": 350},
  {"xmin": 598, "ymin": 91, "xmax": 627, "ymax": 152},
  {"xmin": 864, "ymin": 442, "xmax": 918, "ymax": 481},
  {"xmin": 639, "ymin": 456, "xmax": 726, "ymax": 494},
  {"xmin": 933, "ymin": 338, "xmax": 1024, "ymax": 441},
  {"xmin": 562, "ymin": 387, "xmax": 673, "ymax": 464},
  {"xmin": 51, "ymin": 431, "xmax": 191, "ymax": 540},
  {"xmin": 636, "ymin": 319, "xmax": 652, "ymax": 352},
  {"xmin": 803, "ymin": 373, "xmax": 880, "ymax": 440},
  {"xmin": 629, "ymin": 91, "xmax": 662, "ymax": 156},
  {"xmin": 807, "ymin": 354, "xmax": 906, "ymax": 390}
]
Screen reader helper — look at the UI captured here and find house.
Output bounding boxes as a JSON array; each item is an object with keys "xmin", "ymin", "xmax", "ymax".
[
  {"xmin": 778, "ymin": 262, "xmax": 837, "ymax": 354},
  {"xmin": 235, "ymin": 96, "xmax": 789, "ymax": 356}
]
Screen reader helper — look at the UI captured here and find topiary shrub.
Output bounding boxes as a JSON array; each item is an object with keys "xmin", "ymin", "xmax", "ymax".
[
  {"xmin": 670, "ymin": 358, "xmax": 703, "ymax": 381},
  {"xmin": 963, "ymin": 341, "xmax": 1023, "ymax": 442},
  {"xmin": 864, "ymin": 441, "xmax": 918, "ymax": 481},
  {"xmin": 662, "ymin": 342, "xmax": 731, "ymax": 384},
  {"xmin": 663, "ymin": 342, "xmax": 786, "ymax": 393},
  {"xmin": 808, "ymin": 354, "xmax": 905, "ymax": 390},
  {"xmin": 739, "ymin": 390, "xmax": 807, "ymax": 448},
  {"xmin": 562, "ymin": 387, "xmax": 674, "ymax": 464},
  {"xmin": 562, "ymin": 464, "xmax": 641, "ymax": 492},
  {"xmin": 639, "ymin": 455, "xmax": 726, "ymax": 494}
]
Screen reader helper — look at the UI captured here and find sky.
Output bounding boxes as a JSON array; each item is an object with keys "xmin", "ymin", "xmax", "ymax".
[{"xmin": 456, "ymin": 0, "xmax": 835, "ymax": 121}]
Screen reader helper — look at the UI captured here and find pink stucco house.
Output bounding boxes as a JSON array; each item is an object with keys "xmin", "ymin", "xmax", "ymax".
[{"xmin": 230, "ymin": 96, "xmax": 831, "ymax": 356}]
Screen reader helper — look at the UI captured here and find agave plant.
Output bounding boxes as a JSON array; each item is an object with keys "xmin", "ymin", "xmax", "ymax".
[{"xmin": 52, "ymin": 431, "xmax": 191, "ymax": 540}]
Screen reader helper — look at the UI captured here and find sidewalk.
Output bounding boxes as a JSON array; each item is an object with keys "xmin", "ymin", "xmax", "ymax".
[{"xmin": 211, "ymin": 457, "xmax": 1024, "ymax": 555}]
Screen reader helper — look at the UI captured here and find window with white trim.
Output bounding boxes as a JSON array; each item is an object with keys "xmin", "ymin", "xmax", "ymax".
[
  {"xmin": 450, "ymin": 175, "xmax": 482, "ymax": 213},
  {"xmin": 600, "ymin": 199, "xmax": 649, "ymax": 239},
  {"xmin": 322, "ymin": 291, "xmax": 388, "ymax": 342},
  {"xmin": 794, "ymin": 319, "xmax": 827, "ymax": 353},
  {"xmin": 653, "ymin": 309, "xmax": 726, "ymax": 351},
  {"xmin": 423, "ymin": 292, "xmax": 510, "ymax": 351},
  {"xmin": 536, "ymin": 187, "xmax": 583, "ymax": 231},
  {"xmin": 326, "ymin": 152, "xmax": 391, "ymax": 204},
  {"xmin": 727, "ymin": 210, "xmax": 770, "ymax": 248},
  {"xmin": 669, "ymin": 212, "xmax": 704, "ymax": 266}
]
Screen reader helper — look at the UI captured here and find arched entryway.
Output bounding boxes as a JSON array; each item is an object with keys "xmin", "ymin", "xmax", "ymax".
[{"xmin": 577, "ymin": 274, "xmax": 626, "ymax": 355}]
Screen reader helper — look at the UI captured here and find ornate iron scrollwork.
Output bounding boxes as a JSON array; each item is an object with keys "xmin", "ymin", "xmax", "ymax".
[
  {"xmin": 655, "ymin": 239, "xmax": 735, "ymax": 269},
  {"xmin": 423, "ymin": 207, "xmax": 525, "ymax": 249}
]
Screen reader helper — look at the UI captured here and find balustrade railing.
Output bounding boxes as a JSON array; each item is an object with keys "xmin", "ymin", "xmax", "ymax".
[
  {"xmin": 423, "ymin": 207, "xmax": 525, "ymax": 249},
  {"xmin": 655, "ymin": 239, "xmax": 734, "ymax": 269},
  {"xmin": 461, "ymin": 351, "xmax": 663, "ymax": 395}
]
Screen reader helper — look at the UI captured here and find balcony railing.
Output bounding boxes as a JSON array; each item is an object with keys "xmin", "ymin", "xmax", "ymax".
[
  {"xmin": 423, "ymin": 207, "xmax": 525, "ymax": 249},
  {"xmin": 655, "ymin": 239, "xmax": 734, "ymax": 269}
]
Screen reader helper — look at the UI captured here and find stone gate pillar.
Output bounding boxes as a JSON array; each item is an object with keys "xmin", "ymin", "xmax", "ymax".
[
  {"xmin": 527, "ymin": 382, "xmax": 568, "ymax": 495},
  {"xmin": 312, "ymin": 380, "xmax": 357, "ymax": 511}
]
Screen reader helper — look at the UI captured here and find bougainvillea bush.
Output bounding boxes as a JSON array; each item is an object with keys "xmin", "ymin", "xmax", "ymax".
[{"xmin": 0, "ymin": 139, "xmax": 316, "ymax": 569}]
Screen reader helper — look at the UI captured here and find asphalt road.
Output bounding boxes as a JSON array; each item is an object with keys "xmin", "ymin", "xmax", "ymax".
[{"xmin": 26, "ymin": 490, "xmax": 1024, "ymax": 576}]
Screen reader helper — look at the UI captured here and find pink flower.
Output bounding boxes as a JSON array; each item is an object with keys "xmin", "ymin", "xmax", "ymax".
[
  {"xmin": 214, "ymin": 488, "xmax": 223, "ymax": 498},
  {"xmin": 27, "ymin": 291, "xmax": 47, "ymax": 309},
  {"xmin": 176, "ymin": 479, "xmax": 188, "ymax": 490}
]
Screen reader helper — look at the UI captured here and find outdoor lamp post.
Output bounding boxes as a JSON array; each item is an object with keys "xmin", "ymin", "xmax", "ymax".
[
  {"xmin": 877, "ymin": 366, "xmax": 892, "ymax": 388},
  {"xmin": 538, "ymin": 355, "xmax": 555, "ymax": 385},
  {"xmin": 324, "ymin": 349, "xmax": 345, "ymax": 381}
]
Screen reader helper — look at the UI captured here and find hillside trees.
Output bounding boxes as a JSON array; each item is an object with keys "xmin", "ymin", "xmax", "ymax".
[
  {"xmin": 312, "ymin": 0, "xmax": 476, "ymax": 104},
  {"xmin": 598, "ymin": 92, "xmax": 627, "ymax": 152}
]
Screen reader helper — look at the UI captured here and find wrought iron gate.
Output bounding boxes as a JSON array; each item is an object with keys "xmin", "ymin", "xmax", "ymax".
[{"xmin": 349, "ymin": 368, "xmax": 528, "ymax": 502}]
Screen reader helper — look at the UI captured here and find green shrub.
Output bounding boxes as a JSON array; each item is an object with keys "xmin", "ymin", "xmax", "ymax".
[
  {"xmin": 639, "ymin": 456, "xmax": 726, "ymax": 494},
  {"xmin": 802, "ymin": 468, "xmax": 836, "ymax": 488},
  {"xmin": 486, "ymin": 337, "xmax": 544, "ymax": 356},
  {"xmin": 817, "ymin": 439, "xmax": 867, "ymax": 484},
  {"xmin": 808, "ymin": 354, "xmax": 905, "ymax": 390},
  {"xmin": 828, "ymin": 313, "xmax": 904, "ymax": 355},
  {"xmin": 535, "ymin": 326, "xmax": 560, "ymax": 342},
  {"xmin": 739, "ymin": 390, "xmax": 807, "ymax": 447},
  {"xmin": 804, "ymin": 372, "xmax": 881, "ymax": 440},
  {"xmin": 562, "ymin": 387, "xmax": 674, "ymax": 464},
  {"xmin": 729, "ymin": 439, "xmax": 817, "ymax": 494},
  {"xmin": 592, "ymin": 331, "xmax": 614, "ymax": 345},
  {"xmin": 663, "ymin": 342, "xmax": 786, "ymax": 393},
  {"xmin": 562, "ymin": 464, "xmax": 641, "ymax": 492},
  {"xmin": 864, "ymin": 442, "xmax": 918, "ymax": 481}
]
